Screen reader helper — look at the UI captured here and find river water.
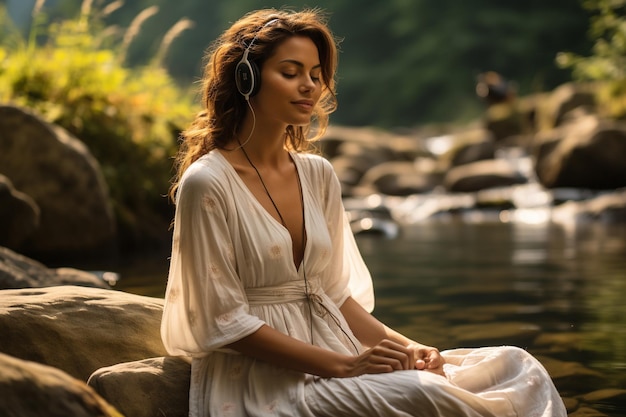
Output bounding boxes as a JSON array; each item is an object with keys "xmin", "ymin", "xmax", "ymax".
[{"xmin": 116, "ymin": 216, "xmax": 626, "ymax": 414}]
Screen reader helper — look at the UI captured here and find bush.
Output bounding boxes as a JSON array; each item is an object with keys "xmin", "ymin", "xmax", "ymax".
[
  {"xmin": 0, "ymin": 3, "xmax": 197, "ymax": 251},
  {"xmin": 557, "ymin": 0, "xmax": 626, "ymax": 119}
]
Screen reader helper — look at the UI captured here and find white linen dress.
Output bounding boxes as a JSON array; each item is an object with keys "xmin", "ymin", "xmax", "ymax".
[{"xmin": 161, "ymin": 150, "xmax": 567, "ymax": 417}]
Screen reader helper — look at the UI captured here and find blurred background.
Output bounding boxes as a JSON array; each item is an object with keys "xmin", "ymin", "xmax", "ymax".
[{"xmin": 4, "ymin": 0, "xmax": 594, "ymax": 127}]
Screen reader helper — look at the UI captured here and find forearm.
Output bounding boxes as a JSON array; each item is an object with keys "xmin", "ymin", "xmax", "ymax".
[
  {"xmin": 339, "ymin": 296, "xmax": 413, "ymax": 347},
  {"xmin": 227, "ymin": 324, "xmax": 351, "ymax": 378},
  {"xmin": 340, "ymin": 296, "xmax": 446, "ymax": 375}
]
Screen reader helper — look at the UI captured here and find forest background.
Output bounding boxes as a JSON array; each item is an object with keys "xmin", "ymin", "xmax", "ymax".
[{"xmin": 5, "ymin": 0, "xmax": 595, "ymax": 127}]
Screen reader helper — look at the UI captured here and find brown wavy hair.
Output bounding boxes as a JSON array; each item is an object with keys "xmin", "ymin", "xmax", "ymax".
[{"xmin": 169, "ymin": 8, "xmax": 339, "ymax": 202}]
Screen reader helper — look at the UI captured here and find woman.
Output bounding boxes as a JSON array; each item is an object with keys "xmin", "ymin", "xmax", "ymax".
[{"xmin": 161, "ymin": 8, "xmax": 566, "ymax": 417}]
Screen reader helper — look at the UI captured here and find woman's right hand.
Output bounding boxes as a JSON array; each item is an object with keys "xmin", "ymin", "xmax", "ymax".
[{"xmin": 341, "ymin": 339, "xmax": 415, "ymax": 377}]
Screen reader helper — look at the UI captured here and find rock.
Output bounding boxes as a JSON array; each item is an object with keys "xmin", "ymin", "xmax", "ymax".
[
  {"xmin": 562, "ymin": 396, "xmax": 580, "ymax": 413},
  {"xmin": 536, "ymin": 82, "xmax": 597, "ymax": 130},
  {"xmin": 331, "ymin": 153, "xmax": 376, "ymax": 191},
  {"xmin": 439, "ymin": 129, "xmax": 495, "ymax": 169},
  {"xmin": 449, "ymin": 322, "xmax": 542, "ymax": 347},
  {"xmin": 0, "ymin": 352, "xmax": 122, "ymax": 417},
  {"xmin": 483, "ymin": 102, "xmax": 524, "ymax": 142},
  {"xmin": 0, "ymin": 286, "xmax": 166, "ymax": 381},
  {"xmin": 0, "ymin": 246, "xmax": 109, "ymax": 289},
  {"xmin": 567, "ymin": 406, "xmax": 609, "ymax": 416},
  {"xmin": 581, "ymin": 188, "xmax": 626, "ymax": 222},
  {"xmin": 443, "ymin": 159, "xmax": 528, "ymax": 193},
  {"xmin": 578, "ymin": 388, "xmax": 626, "ymax": 404},
  {"xmin": 536, "ymin": 355, "xmax": 608, "ymax": 393},
  {"xmin": 533, "ymin": 114, "xmax": 626, "ymax": 190},
  {"xmin": 0, "ymin": 174, "xmax": 40, "ymax": 249},
  {"xmin": 0, "ymin": 105, "xmax": 116, "ymax": 259},
  {"xmin": 357, "ymin": 161, "xmax": 438, "ymax": 196},
  {"xmin": 88, "ymin": 356, "xmax": 190, "ymax": 417}
]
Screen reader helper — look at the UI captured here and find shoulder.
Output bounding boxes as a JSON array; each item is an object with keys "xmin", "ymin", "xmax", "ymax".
[
  {"xmin": 295, "ymin": 152, "xmax": 335, "ymax": 181},
  {"xmin": 294, "ymin": 152, "xmax": 342, "ymax": 203},
  {"xmin": 177, "ymin": 152, "xmax": 231, "ymax": 201}
]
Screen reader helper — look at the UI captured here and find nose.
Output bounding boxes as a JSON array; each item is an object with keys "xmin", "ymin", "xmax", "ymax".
[{"xmin": 300, "ymin": 75, "xmax": 316, "ymax": 93}]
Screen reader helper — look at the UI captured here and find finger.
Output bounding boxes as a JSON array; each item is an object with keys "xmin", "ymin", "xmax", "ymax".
[
  {"xmin": 375, "ymin": 342, "xmax": 412, "ymax": 370},
  {"xmin": 372, "ymin": 347, "xmax": 409, "ymax": 370}
]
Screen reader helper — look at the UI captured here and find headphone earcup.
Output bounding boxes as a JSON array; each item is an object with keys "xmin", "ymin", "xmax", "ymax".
[{"xmin": 235, "ymin": 59, "xmax": 261, "ymax": 99}]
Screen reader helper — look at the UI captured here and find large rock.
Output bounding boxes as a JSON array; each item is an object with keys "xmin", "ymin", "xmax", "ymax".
[
  {"xmin": 356, "ymin": 160, "xmax": 439, "ymax": 196},
  {"xmin": 534, "ymin": 114, "xmax": 626, "ymax": 190},
  {"xmin": 0, "ymin": 105, "xmax": 116, "ymax": 259},
  {"xmin": 0, "ymin": 352, "xmax": 122, "ymax": 417},
  {"xmin": 535, "ymin": 83, "xmax": 597, "ymax": 130},
  {"xmin": 443, "ymin": 159, "xmax": 528, "ymax": 193},
  {"xmin": 439, "ymin": 129, "xmax": 496, "ymax": 169},
  {"xmin": 0, "ymin": 246, "xmax": 109, "ymax": 290},
  {"xmin": 0, "ymin": 174, "xmax": 39, "ymax": 249},
  {"xmin": 88, "ymin": 356, "xmax": 190, "ymax": 417},
  {"xmin": 0, "ymin": 286, "xmax": 166, "ymax": 381},
  {"xmin": 322, "ymin": 125, "xmax": 429, "ymax": 196}
]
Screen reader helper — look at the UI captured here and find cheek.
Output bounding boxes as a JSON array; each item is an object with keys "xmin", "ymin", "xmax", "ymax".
[{"xmin": 261, "ymin": 73, "xmax": 291, "ymax": 94}]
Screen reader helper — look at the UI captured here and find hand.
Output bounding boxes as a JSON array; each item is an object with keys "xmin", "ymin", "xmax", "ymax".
[
  {"xmin": 407, "ymin": 342, "xmax": 446, "ymax": 376},
  {"xmin": 343, "ymin": 339, "xmax": 415, "ymax": 377}
]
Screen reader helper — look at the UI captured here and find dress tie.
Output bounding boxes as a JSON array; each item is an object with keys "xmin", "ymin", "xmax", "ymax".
[
  {"xmin": 245, "ymin": 281, "xmax": 360, "ymax": 354},
  {"xmin": 245, "ymin": 281, "xmax": 319, "ymax": 305}
]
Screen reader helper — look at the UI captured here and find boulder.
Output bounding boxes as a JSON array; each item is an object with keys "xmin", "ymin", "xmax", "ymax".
[
  {"xmin": 0, "ymin": 174, "xmax": 39, "ymax": 249},
  {"xmin": 0, "ymin": 246, "xmax": 109, "ymax": 290},
  {"xmin": 536, "ymin": 82, "xmax": 597, "ymax": 130},
  {"xmin": 534, "ymin": 114, "xmax": 626, "ymax": 190},
  {"xmin": 439, "ymin": 129, "xmax": 496, "ymax": 169},
  {"xmin": 0, "ymin": 286, "xmax": 166, "ymax": 381},
  {"xmin": 357, "ymin": 161, "xmax": 438, "ymax": 196},
  {"xmin": 0, "ymin": 105, "xmax": 116, "ymax": 259},
  {"xmin": 88, "ymin": 356, "xmax": 190, "ymax": 417},
  {"xmin": 443, "ymin": 159, "xmax": 528, "ymax": 193},
  {"xmin": 0, "ymin": 352, "xmax": 122, "ymax": 417}
]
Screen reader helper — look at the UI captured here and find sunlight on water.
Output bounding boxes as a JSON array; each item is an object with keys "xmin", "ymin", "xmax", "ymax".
[{"xmin": 355, "ymin": 220, "xmax": 626, "ymax": 414}]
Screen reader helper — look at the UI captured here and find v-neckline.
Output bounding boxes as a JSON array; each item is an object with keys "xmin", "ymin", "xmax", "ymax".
[{"xmin": 214, "ymin": 150, "xmax": 307, "ymax": 272}]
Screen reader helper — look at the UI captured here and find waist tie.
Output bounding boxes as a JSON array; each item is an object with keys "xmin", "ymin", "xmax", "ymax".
[
  {"xmin": 245, "ymin": 281, "xmax": 360, "ymax": 354},
  {"xmin": 245, "ymin": 281, "xmax": 332, "ymax": 320},
  {"xmin": 245, "ymin": 281, "xmax": 320, "ymax": 306}
]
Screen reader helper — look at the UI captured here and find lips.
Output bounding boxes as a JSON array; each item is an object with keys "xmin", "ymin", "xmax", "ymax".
[{"xmin": 292, "ymin": 100, "xmax": 314, "ymax": 111}]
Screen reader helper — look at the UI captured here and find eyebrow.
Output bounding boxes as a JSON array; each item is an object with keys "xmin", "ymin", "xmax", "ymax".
[{"xmin": 278, "ymin": 59, "xmax": 321, "ymax": 70}]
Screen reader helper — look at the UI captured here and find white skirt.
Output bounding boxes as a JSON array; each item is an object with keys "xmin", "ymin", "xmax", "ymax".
[{"xmin": 305, "ymin": 346, "xmax": 566, "ymax": 417}]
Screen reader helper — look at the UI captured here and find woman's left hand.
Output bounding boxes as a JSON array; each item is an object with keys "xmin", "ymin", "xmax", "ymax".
[{"xmin": 406, "ymin": 342, "xmax": 446, "ymax": 377}]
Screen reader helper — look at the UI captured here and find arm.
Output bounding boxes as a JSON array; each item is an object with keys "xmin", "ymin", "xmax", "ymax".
[
  {"xmin": 340, "ymin": 296, "xmax": 446, "ymax": 376},
  {"xmin": 227, "ymin": 323, "xmax": 420, "ymax": 378}
]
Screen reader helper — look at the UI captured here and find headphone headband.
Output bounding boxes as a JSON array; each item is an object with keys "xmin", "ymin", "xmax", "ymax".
[{"xmin": 235, "ymin": 18, "xmax": 280, "ymax": 100}]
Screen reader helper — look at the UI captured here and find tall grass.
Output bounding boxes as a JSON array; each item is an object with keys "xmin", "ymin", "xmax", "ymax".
[{"xmin": 0, "ymin": 0, "xmax": 198, "ymax": 250}]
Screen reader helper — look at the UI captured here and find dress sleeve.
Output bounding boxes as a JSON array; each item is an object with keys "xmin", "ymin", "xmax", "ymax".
[
  {"xmin": 319, "ymin": 158, "xmax": 375, "ymax": 312},
  {"xmin": 160, "ymin": 164, "xmax": 265, "ymax": 357}
]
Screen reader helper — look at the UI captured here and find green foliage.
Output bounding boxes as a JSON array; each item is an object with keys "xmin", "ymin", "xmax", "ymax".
[
  {"xmin": 557, "ymin": 0, "xmax": 626, "ymax": 118},
  {"xmin": 0, "ymin": 3, "xmax": 197, "ymax": 249},
  {"xmin": 46, "ymin": 0, "xmax": 590, "ymax": 128}
]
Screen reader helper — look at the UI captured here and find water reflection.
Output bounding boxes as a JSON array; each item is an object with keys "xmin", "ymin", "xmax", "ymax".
[{"xmin": 356, "ymin": 220, "xmax": 626, "ymax": 413}]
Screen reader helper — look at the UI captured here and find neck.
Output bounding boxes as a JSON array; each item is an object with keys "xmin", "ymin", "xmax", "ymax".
[{"xmin": 233, "ymin": 114, "xmax": 289, "ymax": 167}]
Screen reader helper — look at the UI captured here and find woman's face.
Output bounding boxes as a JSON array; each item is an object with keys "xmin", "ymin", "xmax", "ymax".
[{"xmin": 252, "ymin": 36, "xmax": 323, "ymax": 128}]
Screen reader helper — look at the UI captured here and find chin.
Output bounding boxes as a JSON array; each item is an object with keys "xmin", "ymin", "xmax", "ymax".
[{"xmin": 289, "ymin": 117, "xmax": 313, "ymax": 127}]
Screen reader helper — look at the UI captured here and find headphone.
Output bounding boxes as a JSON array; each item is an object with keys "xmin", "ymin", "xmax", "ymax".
[{"xmin": 235, "ymin": 18, "xmax": 280, "ymax": 101}]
